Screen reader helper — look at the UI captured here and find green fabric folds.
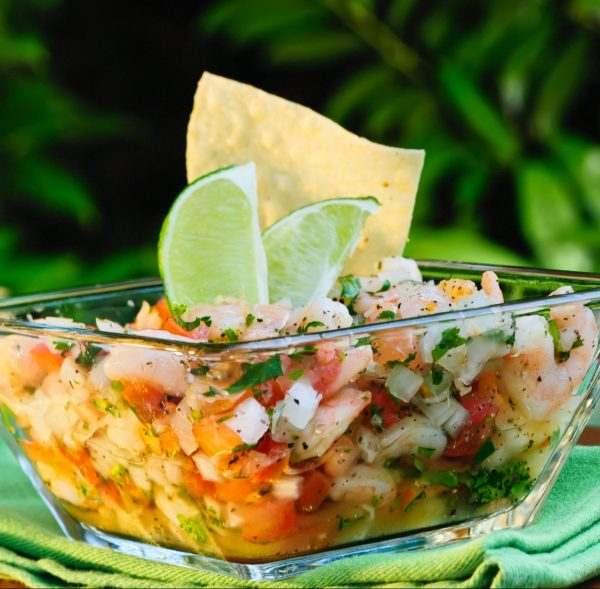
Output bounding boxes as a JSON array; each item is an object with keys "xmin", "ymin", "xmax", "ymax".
[{"xmin": 0, "ymin": 442, "xmax": 598, "ymax": 588}]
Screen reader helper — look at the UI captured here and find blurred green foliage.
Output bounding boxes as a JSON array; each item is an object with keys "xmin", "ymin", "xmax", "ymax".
[
  {"xmin": 0, "ymin": 0, "xmax": 598, "ymax": 295},
  {"xmin": 203, "ymin": 0, "xmax": 600, "ymax": 269},
  {"xmin": 0, "ymin": 0, "xmax": 156, "ymax": 294}
]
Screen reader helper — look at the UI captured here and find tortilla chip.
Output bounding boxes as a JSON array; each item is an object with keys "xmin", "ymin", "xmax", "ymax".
[{"xmin": 186, "ymin": 72, "xmax": 424, "ymax": 274}]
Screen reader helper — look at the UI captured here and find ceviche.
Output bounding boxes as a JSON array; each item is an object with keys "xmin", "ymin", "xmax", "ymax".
[{"xmin": 1, "ymin": 257, "xmax": 596, "ymax": 561}]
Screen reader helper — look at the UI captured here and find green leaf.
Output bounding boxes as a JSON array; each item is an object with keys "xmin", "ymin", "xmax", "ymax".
[
  {"xmin": 405, "ymin": 227, "xmax": 526, "ymax": 266},
  {"xmin": 226, "ymin": 356, "xmax": 283, "ymax": 394},
  {"xmin": 439, "ymin": 62, "xmax": 519, "ymax": 164},
  {"xmin": 532, "ymin": 37, "xmax": 588, "ymax": 140},
  {"xmin": 12, "ymin": 158, "xmax": 98, "ymax": 225},
  {"xmin": 268, "ymin": 31, "xmax": 361, "ymax": 65},
  {"xmin": 516, "ymin": 161, "xmax": 592, "ymax": 270},
  {"xmin": 431, "ymin": 327, "xmax": 466, "ymax": 362}
]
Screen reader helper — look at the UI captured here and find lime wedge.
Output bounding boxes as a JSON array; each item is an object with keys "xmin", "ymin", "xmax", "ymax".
[
  {"xmin": 263, "ymin": 197, "xmax": 380, "ymax": 306},
  {"xmin": 159, "ymin": 163, "xmax": 268, "ymax": 306}
]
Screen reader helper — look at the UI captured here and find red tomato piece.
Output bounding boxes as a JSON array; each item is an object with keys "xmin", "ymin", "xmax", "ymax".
[
  {"xmin": 121, "ymin": 380, "xmax": 166, "ymax": 422},
  {"xmin": 30, "ymin": 343, "xmax": 63, "ymax": 372},
  {"xmin": 240, "ymin": 499, "xmax": 299, "ymax": 543},
  {"xmin": 296, "ymin": 470, "xmax": 331, "ymax": 513},
  {"xmin": 370, "ymin": 384, "xmax": 410, "ymax": 428}
]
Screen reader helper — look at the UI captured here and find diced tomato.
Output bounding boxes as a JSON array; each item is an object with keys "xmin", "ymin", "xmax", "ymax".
[
  {"xmin": 183, "ymin": 470, "xmax": 215, "ymax": 500},
  {"xmin": 310, "ymin": 357, "xmax": 342, "ymax": 395},
  {"xmin": 154, "ymin": 297, "xmax": 171, "ymax": 321},
  {"xmin": 193, "ymin": 418, "xmax": 242, "ymax": 457},
  {"xmin": 121, "ymin": 380, "xmax": 166, "ymax": 422},
  {"xmin": 255, "ymin": 434, "xmax": 287, "ymax": 455},
  {"xmin": 101, "ymin": 480, "xmax": 123, "ymax": 507},
  {"xmin": 67, "ymin": 448, "xmax": 101, "ymax": 486},
  {"xmin": 256, "ymin": 379, "xmax": 286, "ymax": 408},
  {"xmin": 215, "ymin": 478, "xmax": 259, "ymax": 503},
  {"xmin": 30, "ymin": 343, "xmax": 63, "ymax": 372},
  {"xmin": 240, "ymin": 499, "xmax": 299, "ymax": 543},
  {"xmin": 296, "ymin": 470, "xmax": 331, "ymax": 513},
  {"xmin": 444, "ymin": 374, "xmax": 500, "ymax": 458},
  {"xmin": 444, "ymin": 419, "xmax": 494, "ymax": 457},
  {"xmin": 370, "ymin": 384, "xmax": 410, "ymax": 428}
]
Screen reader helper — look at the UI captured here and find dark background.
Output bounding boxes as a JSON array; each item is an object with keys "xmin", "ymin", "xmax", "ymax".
[{"xmin": 1, "ymin": 0, "xmax": 599, "ymax": 293}]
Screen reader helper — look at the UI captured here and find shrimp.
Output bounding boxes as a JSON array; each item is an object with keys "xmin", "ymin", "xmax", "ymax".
[
  {"xmin": 322, "ymin": 435, "xmax": 360, "ymax": 477},
  {"xmin": 355, "ymin": 281, "xmax": 450, "ymax": 322},
  {"xmin": 292, "ymin": 387, "xmax": 371, "ymax": 462},
  {"xmin": 103, "ymin": 346, "xmax": 188, "ymax": 396},
  {"xmin": 244, "ymin": 303, "xmax": 291, "ymax": 340},
  {"xmin": 285, "ymin": 297, "xmax": 352, "ymax": 333},
  {"xmin": 377, "ymin": 414, "xmax": 447, "ymax": 461},
  {"xmin": 329, "ymin": 464, "xmax": 396, "ymax": 506},
  {"xmin": 321, "ymin": 346, "xmax": 372, "ymax": 396},
  {"xmin": 500, "ymin": 300, "xmax": 598, "ymax": 421},
  {"xmin": 481, "ymin": 271, "xmax": 503, "ymax": 304}
]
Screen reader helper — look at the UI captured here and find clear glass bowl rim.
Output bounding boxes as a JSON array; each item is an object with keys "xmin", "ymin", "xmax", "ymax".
[{"xmin": 1, "ymin": 259, "xmax": 599, "ymax": 356}]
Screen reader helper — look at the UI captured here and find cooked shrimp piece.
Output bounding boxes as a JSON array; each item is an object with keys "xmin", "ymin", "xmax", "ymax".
[
  {"xmin": 329, "ymin": 464, "xmax": 396, "ymax": 506},
  {"xmin": 292, "ymin": 387, "xmax": 371, "ymax": 462},
  {"xmin": 373, "ymin": 327, "xmax": 421, "ymax": 367},
  {"xmin": 359, "ymin": 257, "xmax": 422, "ymax": 292},
  {"xmin": 500, "ymin": 302, "xmax": 598, "ymax": 420},
  {"xmin": 103, "ymin": 346, "xmax": 188, "ymax": 396},
  {"xmin": 285, "ymin": 297, "xmax": 353, "ymax": 333},
  {"xmin": 322, "ymin": 435, "xmax": 360, "ymax": 477},
  {"xmin": 323, "ymin": 346, "xmax": 372, "ymax": 396},
  {"xmin": 0, "ymin": 336, "xmax": 47, "ymax": 392},
  {"xmin": 244, "ymin": 302, "xmax": 291, "ymax": 340},
  {"xmin": 132, "ymin": 301, "xmax": 163, "ymax": 330},
  {"xmin": 438, "ymin": 279, "xmax": 477, "ymax": 303},
  {"xmin": 481, "ymin": 271, "xmax": 503, "ymax": 304},
  {"xmin": 377, "ymin": 414, "xmax": 447, "ymax": 461},
  {"xmin": 355, "ymin": 282, "xmax": 450, "ymax": 321}
]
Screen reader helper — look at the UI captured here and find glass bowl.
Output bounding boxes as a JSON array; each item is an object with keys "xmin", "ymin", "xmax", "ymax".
[{"xmin": 0, "ymin": 260, "xmax": 599, "ymax": 580}]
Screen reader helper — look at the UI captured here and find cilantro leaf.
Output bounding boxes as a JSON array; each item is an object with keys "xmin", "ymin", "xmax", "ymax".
[
  {"xmin": 223, "ymin": 328, "xmax": 239, "ymax": 342},
  {"xmin": 298, "ymin": 320, "xmax": 325, "ymax": 334},
  {"xmin": 245, "ymin": 313, "xmax": 256, "ymax": 327},
  {"xmin": 377, "ymin": 310, "xmax": 396, "ymax": 320},
  {"xmin": 355, "ymin": 336, "xmax": 372, "ymax": 347},
  {"xmin": 431, "ymin": 327, "xmax": 466, "ymax": 361},
  {"xmin": 386, "ymin": 352, "xmax": 416, "ymax": 368},
  {"xmin": 226, "ymin": 356, "xmax": 283, "ymax": 394},
  {"xmin": 191, "ymin": 365, "xmax": 210, "ymax": 376},
  {"xmin": 339, "ymin": 275, "xmax": 361, "ymax": 310},
  {"xmin": 474, "ymin": 439, "xmax": 495, "ymax": 463},
  {"xmin": 75, "ymin": 344, "xmax": 102, "ymax": 368},
  {"xmin": 171, "ymin": 304, "xmax": 202, "ymax": 330},
  {"xmin": 424, "ymin": 470, "xmax": 459, "ymax": 487},
  {"xmin": 467, "ymin": 460, "xmax": 532, "ymax": 505},
  {"xmin": 53, "ymin": 341, "xmax": 74, "ymax": 354}
]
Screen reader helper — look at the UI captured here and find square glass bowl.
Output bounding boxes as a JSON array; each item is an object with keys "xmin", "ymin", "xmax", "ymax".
[{"xmin": 0, "ymin": 260, "xmax": 599, "ymax": 580}]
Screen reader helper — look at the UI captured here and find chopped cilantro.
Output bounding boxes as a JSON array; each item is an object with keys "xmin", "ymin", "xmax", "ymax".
[
  {"xmin": 177, "ymin": 515, "xmax": 208, "ymax": 544},
  {"xmin": 110, "ymin": 380, "xmax": 124, "ymax": 392},
  {"xmin": 288, "ymin": 368, "xmax": 304, "ymax": 381},
  {"xmin": 431, "ymin": 327, "xmax": 466, "ymax": 362},
  {"xmin": 298, "ymin": 320, "xmax": 325, "ymax": 334},
  {"xmin": 191, "ymin": 365, "xmax": 210, "ymax": 376},
  {"xmin": 339, "ymin": 275, "xmax": 361, "ymax": 310},
  {"xmin": 370, "ymin": 405, "xmax": 383, "ymax": 431},
  {"xmin": 337, "ymin": 513, "xmax": 366, "ymax": 531},
  {"xmin": 171, "ymin": 304, "xmax": 202, "ymax": 330},
  {"xmin": 203, "ymin": 386, "xmax": 220, "ymax": 397},
  {"xmin": 377, "ymin": 279, "xmax": 391, "ymax": 293},
  {"xmin": 549, "ymin": 320, "xmax": 583, "ymax": 363},
  {"xmin": 232, "ymin": 443, "xmax": 256, "ymax": 453},
  {"xmin": 354, "ymin": 336, "xmax": 372, "ymax": 347},
  {"xmin": 223, "ymin": 328, "xmax": 239, "ymax": 342},
  {"xmin": 572, "ymin": 332, "xmax": 584, "ymax": 349},
  {"xmin": 404, "ymin": 490, "xmax": 426, "ymax": 512},
  {"xmin": 53, "ymin": 341, "xmax": 74, "ymax": 354},
  {"xmin": 431, "ymin": 365, "xmax": 444, "ymax": 386},
  {"xmin": 288, "ymin": 345, "xmax": 316, "ymax": 359},
  {"xmin": 386, "ymin": 353, "xmax": 416, "ymax": 368},
  {"xmin": 199, "ymin": 315, "xmax": 212, "ymax": 327},
  {"xmin": 377, "ymin": 310, "xmax": 396, "ymax": 320},
  {"xmin": 245, "ymin": 313, "xmax": 256, "ymax": 327},
  {"xmin": 226, "ymin": 356, "xmax": 283, "ymax": 394},
  {"xmin": 417, "ymin": 447, "xmax": 435, "ymax": 458},
  {"xmin": 467, "ymin": 460, "xmax": 532, "ymax": 505},
  {"xmin": 414, "ymin": 457, "xmax": 425, "ymax": 472},
  {"xmin": 474, "ymin": 439, "xmax": 495, "ymax": 463},
  {"xmin": 424, "ymin": 470, "xmax": 459, "ymax": 488},
  {"xmin": 75, "ymin": 344, "xmax": 102, "ymax": 368}
]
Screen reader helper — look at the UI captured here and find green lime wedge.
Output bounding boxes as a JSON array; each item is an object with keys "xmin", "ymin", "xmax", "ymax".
[
  {"xmin": 263, "ymin": 197, "xmax": 380, "ymax": 306},
  {"xmin": 159, "ymin": 163, "xmax": 268, "ymax": 306}
]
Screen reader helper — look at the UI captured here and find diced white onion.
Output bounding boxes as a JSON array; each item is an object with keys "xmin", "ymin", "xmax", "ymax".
[
  {"xmin": 272, "ymin": 476, "xmax": 302, "ymax": 500},
  {"xmin": 385, "ymin": 364, "xmax": 423, "ymax": 402},
  {"xmin": 356, "ymin": 425, "xmax": 380, "ymax": 463},
  {"xmin": 414, "ymin": 396, "xmax": 468, "ymax": 438},
  {"xmin": 379, "ymin": 256, "xmax": 422, "ymax": 284},
  {"xmin": 225, "ymin": 397, "xmax": 269, "ymax": 445},
  {"xmin": 281, "ymin": 379, "xmax": 321, "ymax": 429},
  {"xmin": 192, "ymin": 452, "xmax": 222, "ymax": 482},
  {"xmin": 437, "ymin": 344, "xmax": 468, "ymax": 375},
  {"xmin": 96, "ymin": 318, "xmax": 125, "ymax": 333},
  {"xmin": 169, "ymin": 399, "xmax": 198, "ymax": 456},
  {"xmin": 513, "ymin": 315, "xmax": 551, "ymax": 354}
]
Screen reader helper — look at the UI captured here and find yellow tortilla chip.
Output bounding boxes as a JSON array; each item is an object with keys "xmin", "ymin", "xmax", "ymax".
[{"xmin": 186, "ymin": 72, "xmax": 424, "ymax": 274}]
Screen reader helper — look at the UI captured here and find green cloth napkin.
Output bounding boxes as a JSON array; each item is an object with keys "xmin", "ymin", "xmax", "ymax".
[{"xmin": 0, "ymin": 442, "xmax": 598, "ymax": 589}]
